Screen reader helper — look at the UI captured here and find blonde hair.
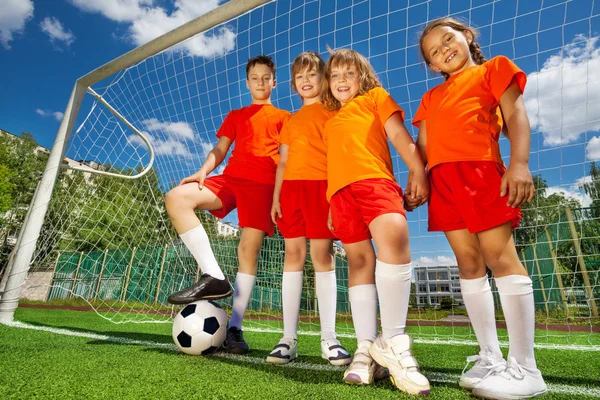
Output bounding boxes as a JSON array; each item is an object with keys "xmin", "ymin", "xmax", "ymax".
[
  {"xmin": 321, "ymin": 48, "xmax": 381, "ymax": 111},
  {"xmin": 419, "ymin": 17, "xmax": 486, "ymax": 80},
  {"xmin": 290, "ymin": 51, "xmax": 326, "ymax": 93}
]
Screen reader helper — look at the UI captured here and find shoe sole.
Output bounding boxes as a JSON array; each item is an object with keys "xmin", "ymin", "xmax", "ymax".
[
  {"xmin": 471, "ymin": 388, "xmax": 548, "ymax": 400},
  {"xmin": 369, "ymin": 346, "xmax": 430, "ymax": 396},
  {"xmin": 459, "ymin": 377, "xmax": 479, "ymax": 390},
  {"xmin": 167, "ymin": 290, "xmax": 233, "ymax": 305},
  {"xmin": 322, "ymin": 354, "xmax": 352, "ymax": 366},
  {"xmin": 266, "ymin": 355, "xmax": 297, "ymax": 365},
  {"xmin": 343, "ymin": 373, "xmax": 371, "ymax": 385}
]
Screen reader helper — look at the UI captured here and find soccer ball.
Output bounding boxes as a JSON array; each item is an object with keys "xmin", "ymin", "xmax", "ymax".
[{"xmin": 172, "ymin": 300, "xmax": 228, "ymax": 355}]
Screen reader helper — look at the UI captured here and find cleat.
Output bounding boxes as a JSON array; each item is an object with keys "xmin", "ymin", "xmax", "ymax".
[
  {"xmin": 167, "ymin": 274, "xmax": 233, "ymax": 304},
  {"xmin": 321, "ymin": 338, "xmax": 352, "ymax": 366},
  {"xmin": 222, "ymin": 326, "xmax": 249, "ymax": 354},
  {"xmin": 472, "ymin": 357, "xmax": 548, "ymax": 400},
  {"xmin": 369, "ymin": 334, "xmax": 430, "ymax": 395},
  {"xmin": 266, "ymin": 337, "xmax": 298, "ymax": 365},
  {"xmin": 343, "ymin": 341, "xmax": 376, "ymax": 385}
]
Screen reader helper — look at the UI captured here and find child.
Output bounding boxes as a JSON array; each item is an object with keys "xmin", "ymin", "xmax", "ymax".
[
  {"xmin": 265, "ymin": 52, "xmax": 351, "ymax": 366},
  {"xmin": 321, "ymin": 48, "xmax": 430, "ymax": 395},
  {"xmin": 164, "ymin": 55, "xmax": 290, "ymax": 354},
  {"xmin": 413, "ymin": 17, "xmax": 546, "ymax": 399}
]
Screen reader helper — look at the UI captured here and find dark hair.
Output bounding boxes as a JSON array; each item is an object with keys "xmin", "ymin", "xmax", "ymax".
[
  {"xmin": 246, "ymin": 55, "xmax": 276, "ymax": 79},
  {"xmin": 321, "ymin": 48, "xmax": 381, "ymax": 111},
  {"xmin": 419, "ymin": 17, "xmax": 486, "ymax": 80},
  {"xmin": 290, "ymin": 51, "xmax": 326, "ymax": 93}
]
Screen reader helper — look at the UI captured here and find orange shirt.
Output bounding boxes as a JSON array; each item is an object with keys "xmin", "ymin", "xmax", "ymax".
[
  {"xmin": 218, "ymin": 104, "xmax": 290, "ymax": 184},
  {"xmin": 323, "ymin": 87, "xmax": 404, "ymax": 200},
  {"xmin": 413, "ymin": 56, "xmax": 526, "ymax": 169},
  {"xmin": 280, "ymin": 102, "xmax": 336, "ymax": 181}
]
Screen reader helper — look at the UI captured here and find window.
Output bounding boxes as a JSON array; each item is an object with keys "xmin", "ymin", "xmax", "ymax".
[
  {"xmin": 430, "ymin": 296, "xmax": 439, "ymax": 305},
  {"xmin": 417, "ymin": 271, "xmax": 426, "ymax": 281},
  {"xmin": 440, "ymin": 283, "xmax": 450, "ymax": 292},
  {"xmin": 428, "ymin": 272, "xmax": 437, "ymax": 280},
  {"xmin": 439, "ymin": 272, "xmax": 448, "ymax": 280},
  {"xmin": 418, "ymin": 296, "xmax": 427, "ymax": 305},
  {"xmin": 429, "ymin": 283, "xmax": 437, "ymax": 292},
  {"xmin": 418, "ymin": 284, "xmax": 427, "ymax": 292}
]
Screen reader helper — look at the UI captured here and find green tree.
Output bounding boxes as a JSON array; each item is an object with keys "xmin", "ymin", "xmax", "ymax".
[
  {"xmin": 580, "ymin": 162, "xmax": 600, "ymax": 219},
  {"xmin": 0, "ymin": 164, "xmax": 15, "ymax": 219}
]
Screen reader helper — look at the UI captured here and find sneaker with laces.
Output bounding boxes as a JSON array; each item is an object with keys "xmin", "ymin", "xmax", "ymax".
[
  {"xmin": 343, "ymin": 341, "xmax": 376, "ymax": 385},
  {"xmin": 222, "ymin": 326, "xmax": 249, "ymax": 354},
  {"xmin": 321, "ymin": 338, "xmax": 352, "ymax": 366},
  {"xmin": 266, "ymin": 338, "xmax": 298, "ymax": 364},
  {"xmin": 459, "ymin": 348, "xmax": 506, "ymax": 390},
  {"xmin": 369, "ymin": 334, "xmax": 430, "ymax": 395},
  {"xmin": 472, "ymin": 357, "xmax": 548, "ymax": 400}
]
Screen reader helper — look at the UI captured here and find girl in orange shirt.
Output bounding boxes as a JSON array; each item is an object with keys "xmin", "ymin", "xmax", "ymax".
[
  {"xmin": 266, "ymin": 52, "xmax": 351, "ymax": 367},
  {"xmin": 414, "ymin": 18, "xmax": 546, "ymax": 399},
  {"xmin": 322, "ymin": 48, "xmax": 430, "ymax": 395}
]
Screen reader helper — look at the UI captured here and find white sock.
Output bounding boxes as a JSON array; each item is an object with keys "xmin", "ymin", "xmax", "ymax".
[
  {"xmin": 315, "ymin": 270, "xmax": 337, "ymax": 341},
  {"xmin": 460, "ymin": 276, "xmax": 503, "ymax": 360},
  {"xmin": 495, "ymin": 275, "xmax": 538, "ymax": 371},
  {"xmin": 229, "ymin": 272, "xmax": 256, "ymax": 329},
  {"xmin": 375, "ymin": 260, "xmax": 411, "ymax": 339},
  {"xmin": 349, "ymin": 284, "xmax": 378, "ymax": 344},
  {"xmin": 282, "ymin": 271, "xmax": 303, "ymax": 340},
  {"xmin": 180, "ymin": 224, "xmax": 224, "ymax": 280}
]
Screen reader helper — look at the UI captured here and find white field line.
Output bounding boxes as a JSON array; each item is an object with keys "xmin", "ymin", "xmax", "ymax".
[{"xmin": 4, "ymin": 321, "xmax": 600, "ymax": 398}]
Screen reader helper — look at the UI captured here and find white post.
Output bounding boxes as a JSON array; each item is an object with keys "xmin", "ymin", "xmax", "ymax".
[{"xmin": 0, "ymin": 83, "xmax": 86, "ymax": 323}]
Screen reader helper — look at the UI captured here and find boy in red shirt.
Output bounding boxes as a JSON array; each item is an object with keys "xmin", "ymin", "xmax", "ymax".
[{"xmin": 164, "ymin": 55, "xmax": 290, "ymax": 354}]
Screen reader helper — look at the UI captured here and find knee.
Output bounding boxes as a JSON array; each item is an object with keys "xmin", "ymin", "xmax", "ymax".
[
  {"xmin": 238, "ymin": 239, "xmax": 261, "ymax": 260},
  {"xmin": 285, "ymin": 245, "xmax": 306, "ymax": 265},
  {"xmin": 164, "ymin": 188, "xmax": 183, "ymax": 214},
  {"xmin": 456, "ymin": 249, "xmax": 485, "ymax": 278},
  {"xmin": 310, "ymin": 249, "xmax": 333, "ymax": 270}
]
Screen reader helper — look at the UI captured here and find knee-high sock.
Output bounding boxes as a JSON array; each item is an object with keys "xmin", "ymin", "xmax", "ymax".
[
  {"xmin": 495, "ymin": 275, "xmax": 538, "ymax": 370},
  {"xmin": 229, "ymin": 272, "xmax": 256, "ymax": 329},
  {"xmin": 349, "ymin": 284, "xmax": 378, "ymax": 344},
  {"xmin": 282, "ymin": 271, "xmax": 303, "ymax": 339},
  {"xmin": 375, "ymin": 260, "xmax": 411, "ymax": 339},
  {"xmin": 460, "ymin": 276, "xmax": 502, "ymax": 359},
  {"xmin": 316, "ymin": 270, "xmax": 337, "ymax": 341},
  {"xmin": 180, "ymin": 225, "xmax": 224, "ymax": 280}
]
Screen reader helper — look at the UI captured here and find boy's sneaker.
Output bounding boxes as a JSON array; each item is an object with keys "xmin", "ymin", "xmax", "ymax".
[
  {"xmin": 321, "ymin": 338, "xmax": 352, "ymax": 366},
  {"xmin": 459, "ymin": 348, "xmax": 506, "ymax": 390},
  {"xmin": 167, "ymin": 274, "xmax": 233, "ymax": 304},
  {"xmin": 343, "ymin": 341, "xmax": 376, "ymax": 385},
  {"xmin": 222, "ymin": 326, "xmax": 249, "ymax": 354},
  {"xmin": 266, "ymin": 338, "xmax": 298, "ymax": 364},
  {"xmin": 472, "ymin": 357, "xmax": 548, "ymax": 400},
  {"xmin": 369, "ymin": 334, "xmax": 430, "ymax": 395}
]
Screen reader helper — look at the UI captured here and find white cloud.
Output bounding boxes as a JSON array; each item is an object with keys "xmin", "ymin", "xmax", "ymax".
[
  {"xmin": 524, "ymin": 35, "xmax": 600, "ymax": 147},
  {"xmin": 36, "ymin": 108, "xmax": 64, "ymax": 121},
  {"xmin": 71, "ymin": 0, "xmax": 235, "ymax": 58},
  {"xmin": 141, "ymin": 118, "xmax": 195, "ymax": 140},
  {"xmin": 40, "ymin": 17, "xmax": 75, "ymax": 47},
  {"xmin": 587, "ymin": 136, "xmax": 600, "ymax": 161},
  {"xmin": 128, "ymin": 133, "xmax": 193, "ymax": 158},
  {"xmin": 414, "ymin": 256, "xmax": 456, "ymax": 268},
  {"xmin": 545, "ymin": 185, "xmax": 592, "ymax": 208},
  {"xmin": 0, "ymin": 0, "xmax": 34, "ymax": 49}
]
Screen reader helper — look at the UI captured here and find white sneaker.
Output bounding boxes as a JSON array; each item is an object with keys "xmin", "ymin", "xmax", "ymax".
[
  {"xmin": 472, "ymin": 357, "xmax": 548, "ymax": 399},
  {"xmin": 459, "ymin": 348, "xmax": 506, "ymax": 389},
  {"xmin": 266, "ymin": 337, "xmax": 298, "ymax": 365},
  {"xmin": 321, "ymin": 338, "xmax": 352, "ymax": 366},
  {"xmin": 369, "ymin": 334, "xmax": 430, "ymax": 395},
  {"xmin": 343, "ymin": 341, "xmax": 376, "ymax": 385}
]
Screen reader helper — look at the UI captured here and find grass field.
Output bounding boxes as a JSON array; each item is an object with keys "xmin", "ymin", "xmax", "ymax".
[{"xmin": 1, "ymin": 307, "xmax": 599, "ymax": 399}]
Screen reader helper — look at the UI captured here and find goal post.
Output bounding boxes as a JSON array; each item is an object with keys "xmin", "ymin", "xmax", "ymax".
[{"xmin": 0, "ymin": 0, "xmax": 272, "ymax": 323}]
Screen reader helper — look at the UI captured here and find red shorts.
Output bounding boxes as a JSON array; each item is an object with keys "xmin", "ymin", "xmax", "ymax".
[
  {"xmin": 428, "ymin": 161, "xmax": 522, "ymax": 234},
  {"xmin": 330, "ymin": 178, "xmax": 406, "ymax": 244},
  {"xmin": 203, "ymin": 175, "xmax": 275, "ymax": 236},
  {"xmin": 277, "ymin": 180, "xmax": 336, "ymax": 240}
]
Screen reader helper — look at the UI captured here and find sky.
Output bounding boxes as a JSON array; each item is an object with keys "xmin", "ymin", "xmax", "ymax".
[{"xmin": 0, "ymin": 0, "xmax": 599, "ymax": 267}]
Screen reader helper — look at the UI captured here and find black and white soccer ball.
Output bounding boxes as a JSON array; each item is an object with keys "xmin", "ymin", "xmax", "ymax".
[{"xmin": 172, "ymin": 300, "xmax": 228, "ymax": 355}]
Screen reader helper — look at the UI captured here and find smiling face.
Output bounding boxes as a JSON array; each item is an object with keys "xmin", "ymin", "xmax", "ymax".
[
  {"xmin": 294, "ymin": 67, "xmax": 321, "ymax": 104},
  {"xmin": 329, "ymin": 63, "xmax": 359, "ymax": 106},
  {"xmin": 246, "ymin": 63, "xmax": 276, "ymax": 103},
  {"xmin": 422, "ymin": 25, "xmax": 476, "ymax": 77}
]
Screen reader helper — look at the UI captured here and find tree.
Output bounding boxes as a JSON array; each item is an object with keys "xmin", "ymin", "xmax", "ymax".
[{"xmin": 580, "ymin": 162, "xmax": 600, "ymax": 219}]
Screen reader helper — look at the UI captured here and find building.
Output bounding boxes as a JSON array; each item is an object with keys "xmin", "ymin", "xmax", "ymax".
[
  {"xmin": 414, "ymin": 264, "xmax": 464, "ymax": 307},
  {"xmin": 216, "ymin": 221, "xmax": 239, "ymax": 237}
]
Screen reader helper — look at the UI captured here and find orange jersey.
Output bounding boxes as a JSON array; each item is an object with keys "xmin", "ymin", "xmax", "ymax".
[
  {"xmin": 280, "ymin": 102, "xmax": 336, "ymax": 181},
  {"xmin": 323, "ymin": 87, "xmax": 404, "ymax": 201},
  {"xmin": 413, "ymin": 56, "xmax": 526, "ymax": 169},
  {"xmin": 218, "ymin": 104, "xmax": 290, "ymax": 184}
]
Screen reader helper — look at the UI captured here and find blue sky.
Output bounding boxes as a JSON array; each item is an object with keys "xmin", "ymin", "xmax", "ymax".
[{"xmin": 1, "ymin": 0, "xmax": 599, "ymax": 266}]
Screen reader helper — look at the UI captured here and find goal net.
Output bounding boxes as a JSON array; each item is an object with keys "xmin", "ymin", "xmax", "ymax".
[{"xmin": 9, "ymin": 0, "xmax": 600, "ymax": 350}]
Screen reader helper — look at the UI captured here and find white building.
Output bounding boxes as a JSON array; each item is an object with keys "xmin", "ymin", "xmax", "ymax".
[
  {"xmin": 216, "ymin": 221, "xmax": 239, "ymax": 237},
  {"xmin": 414, "ymin": 264, "xmax": 464, "ymax": 307}
]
